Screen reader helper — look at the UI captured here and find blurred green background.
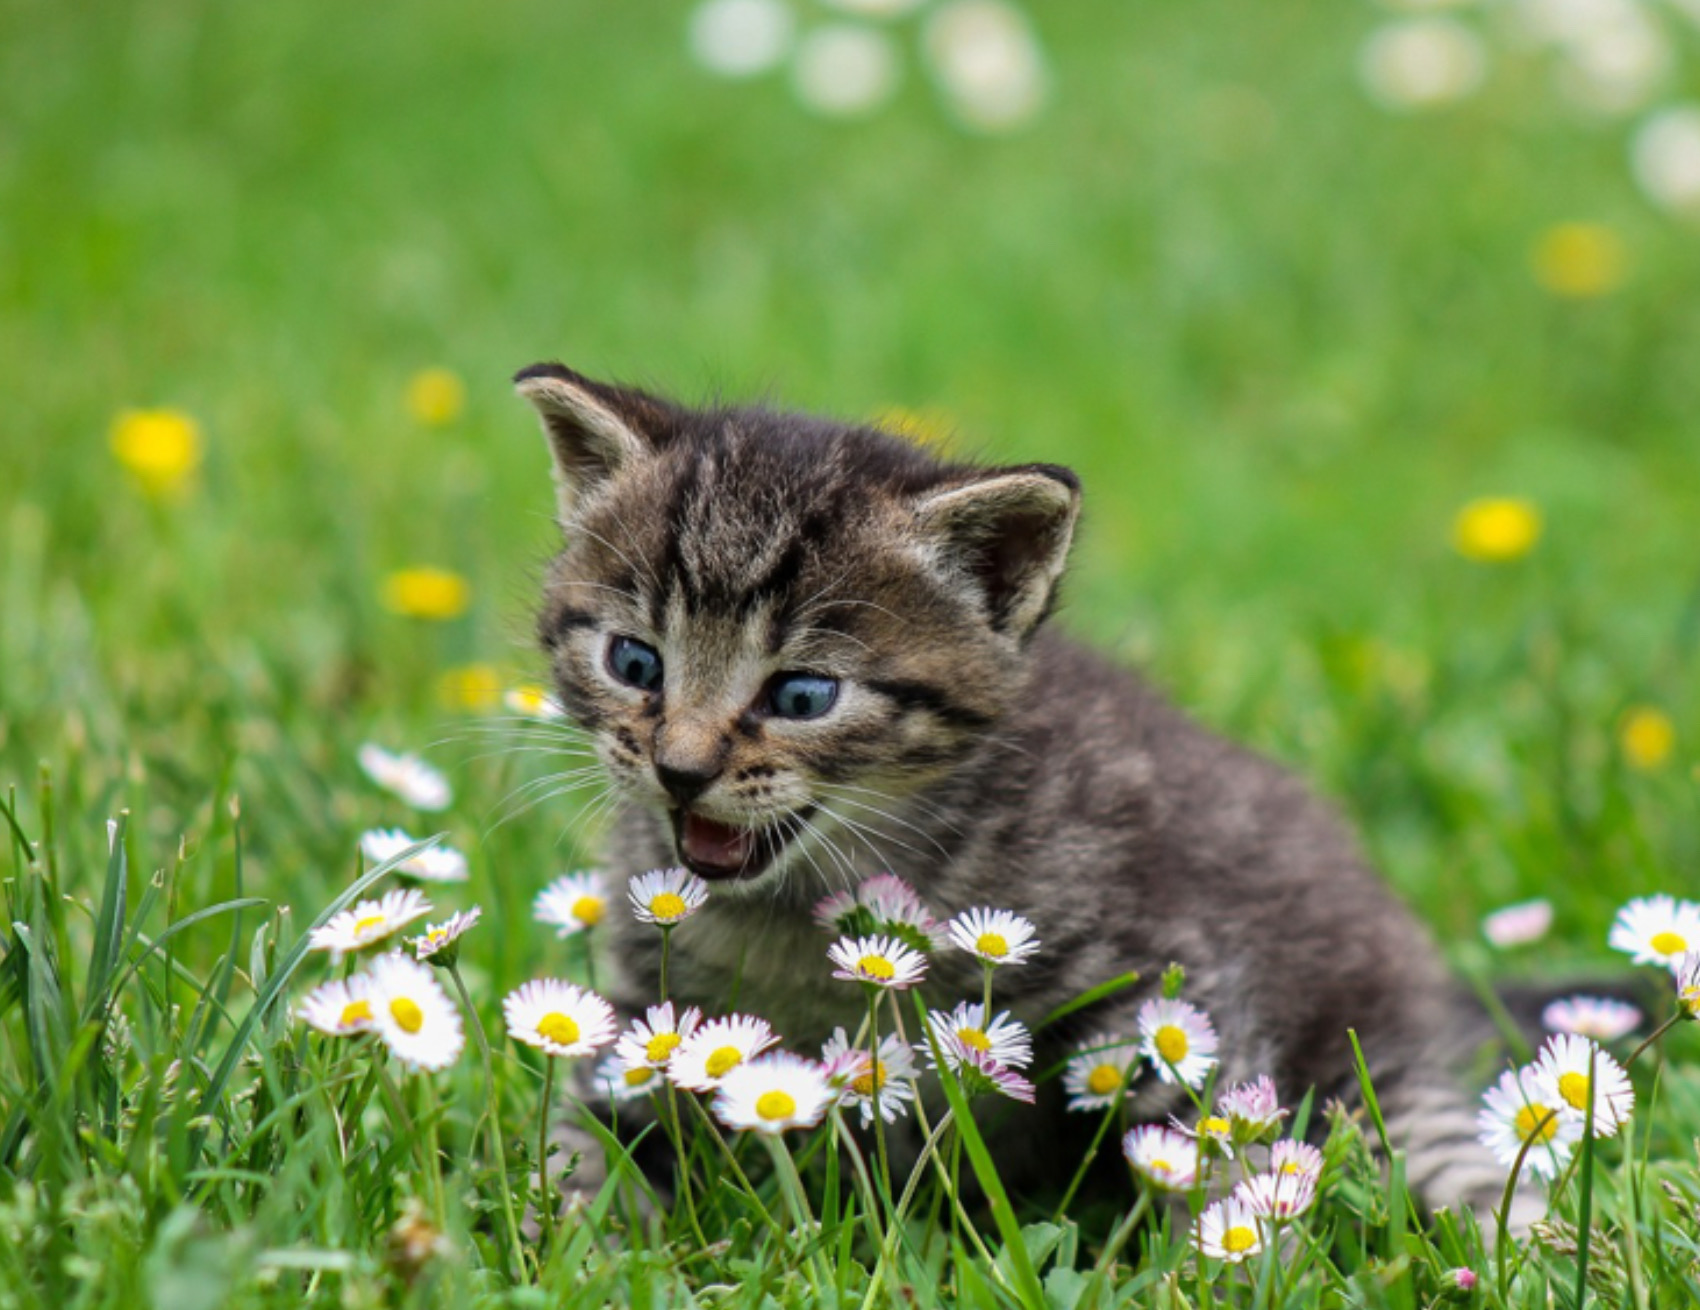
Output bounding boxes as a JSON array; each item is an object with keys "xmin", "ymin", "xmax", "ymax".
[{"xmin": 2, "ymin": 0, "xmax": 1696, "ymax": 981}]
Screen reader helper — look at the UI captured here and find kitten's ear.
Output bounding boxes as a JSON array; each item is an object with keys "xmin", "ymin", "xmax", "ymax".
[
  {"xmin": 910, "ymin": 464, "xmax": 1081, "ymax": 637},
  {"xmin": 513, "ymin": 362, "xmax": 663, "ymax": 520}
]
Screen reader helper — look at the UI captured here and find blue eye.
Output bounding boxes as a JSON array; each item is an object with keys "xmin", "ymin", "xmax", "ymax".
[
  {"xmin": 769, "ymin": 673, "xmax": 839, "ymax": 720},
  {"xmin": 607, "ymin": 636, "xmax": 663, "ymax": 692}
]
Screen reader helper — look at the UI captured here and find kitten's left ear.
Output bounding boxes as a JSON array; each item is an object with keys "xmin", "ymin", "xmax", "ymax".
[
  {"xmin": 910, "ymin": 464, "xmax": 1081, "ymax": 638},
  {"xmin": 514, "ymin": 362, "xmax": 666, "ymax": 521}
]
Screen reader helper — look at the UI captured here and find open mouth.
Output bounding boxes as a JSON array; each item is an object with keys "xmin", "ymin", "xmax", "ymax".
[{"xmin": 670, "ymin": 807, "xmax": 814, "ymax": 882}]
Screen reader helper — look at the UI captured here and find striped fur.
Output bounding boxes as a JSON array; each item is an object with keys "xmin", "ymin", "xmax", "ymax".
[{"xmin": 516, "ymin": 363, "xmax": 1521, "ymax": 1218}]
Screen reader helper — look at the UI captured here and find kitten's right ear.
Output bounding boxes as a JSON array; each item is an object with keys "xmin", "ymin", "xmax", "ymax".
[{"xmin": 513, "ymin": 363, "xmax": 659, "ymax": 520}]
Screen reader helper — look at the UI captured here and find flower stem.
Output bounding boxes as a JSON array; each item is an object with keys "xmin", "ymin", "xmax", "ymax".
[
  {"xmin": 1624, "ymin": 1007, "xmax": 1686, "ymax": 1070},
  {"xmin": 659, "ymin": 926, "xmax": 673, "ymax": 1002},
  {"xmin": 537, "ymin": 1056, "xmax": 558, "ymax": 1255},
  {"xmin": 664, "ymin": 1081, "xmax": 710, "ymax": 1249},
  {"xmin": 447, "ymin": 963, "xmax": 525, "ymax": 1281},
  {"xmin": 1079, "ymin": 1189, "xmax": 1152, "ymax": 1310},
  {"xmin": 867, "ymin": 989, "xmax": 893, "ymax": 1203}
]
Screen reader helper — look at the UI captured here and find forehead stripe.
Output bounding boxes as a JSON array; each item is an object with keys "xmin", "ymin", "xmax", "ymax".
[{"xmin": 865, "ymin": 679, "xmax": 995, "ymax": 732}]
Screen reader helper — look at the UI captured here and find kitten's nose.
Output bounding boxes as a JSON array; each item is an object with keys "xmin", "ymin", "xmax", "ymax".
[{"xmin": 656, "ymin": 759, "xmax": 722, "ymax": 808}]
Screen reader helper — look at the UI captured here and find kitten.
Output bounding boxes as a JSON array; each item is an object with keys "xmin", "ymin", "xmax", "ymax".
[{"xmin": 514, "ymin": 361, "xmax": 1514, "ymax": 1216}]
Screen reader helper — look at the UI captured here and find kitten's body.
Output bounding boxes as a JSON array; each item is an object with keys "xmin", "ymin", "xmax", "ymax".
[{"xmin": 516, "ymin": 363, "xmax": 1509, "ymax": 1214}]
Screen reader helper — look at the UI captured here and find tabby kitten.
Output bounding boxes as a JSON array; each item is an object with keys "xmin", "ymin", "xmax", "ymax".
[{"xmin": 515, "ymin": 361, "xmax": 1509, "ymax": 1214}]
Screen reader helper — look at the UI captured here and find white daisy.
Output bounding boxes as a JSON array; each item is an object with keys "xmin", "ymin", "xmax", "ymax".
[
  {"xmin": 1534, "ymin": 1034, "xmax": 1635, "ymax": 1138},
  {"xmin": 359, "ymin": 828, "xmax": 468, "ymax": 883},
  {"xmin": 1608, "ymin": 894, "xmax": 1700, "ymax": 966},
  {"xmin": 593, "ymin": 1051, "xmax": 665, "ymax": 1103},
  {"xmin": 821, "ymin": 1029, "xmax": 917, "ymax": 1125},
  {"xmin": 1480, "ymin": 898, "xmax": 1553, "ymax": 949},
  {"xmin": 1137, "ymin": 997, "xmax": 1219, "ymax": 1089},
  {"xmin": 1477, "ymin": 1065, "xmax": 1582, "ymax": 1178},
  {"xmin": 1677, "ymin": 952, "xmax": 1700, "ymax": 1019},
  {"xmin": 669, "ymin": 1014, "xmax": 780, "ymax": 1091},
  {"xmin": 1195, "ymin": 1196, "xmax": 1266, "ymax": 1264},
  {"xmin": 1121, "ymin": 1125, "xmax": 1200, "ymax": 1191},
  {"xmin": 713, "ymin": 1053, "xmax": 835, "ymax": 1135},
  {"xmin": 502, "ymin": 683, "xmax": 565, "ymax": 720},
  {"xmin": 1236, "ymin": 1169, "xmax": 1317, "ymax": 1222},
  {"xmin": 1542, "ymin": 994, "xmax": 1642, "ymax": 1042},
  {"xmin": 615, "ymin": 1002, "xmax": 705, "ymax": 1071},
  {"xmin": 367, "ymin": 953, "xmax": 464, "ymax": 1071},
  {"xmin": 357, "ymin": 744, "xmax": 452, "ymax": 812},
  {"xmin": 1218, "ymin": 1076, "xmax": 1287, "ymax": 1140},
  {"xmin": 814, "ymin": 873, "xmax": 943, "ymax": 951},
  {"xmin": 950, "ymin": 1043, "xmax": 1036, "ymax": 1104},
  {"xmin": 827, "ymin": 934, "xmax": 929, "ymax": 990},
  {"xmin": 309, "ymin": 888, "xmax": 434, "ymax": 961},
  {"xmin": 1269, "ymin": 1139, "xmax": 1324, "ymax": 1183},
  {"xmin": 1062, "ymin": 1035, "xmax": 1142, "ymax": 1112},
  {"xmin": 947, "ymin": 906, "xmax": 1040, "ymax": 966},
  {"xmin": 502, "ymin": 979, "xmax": 618, "ymax": 1060},
  {"xmin": 628, "ymin": 867, "xmax": 709, "ymax": 926},
  {"xmin": 299, "ymin": 976, "xmax": 376, "ymax": 1036},
  {"xmin": 534, "ymin": 871, "xmax": 610, "ymax": 937},
  {"xmin": 1176, "ymin": 1111, "xmax": 1236, "ymax": 1159},
  {"xmin": 410, "ymin": 907, "xmax": 482, "ymax": 964},
  {"xmin": 921, "ymin": 1001, "xmax": 1032, "ymax": 1070}
]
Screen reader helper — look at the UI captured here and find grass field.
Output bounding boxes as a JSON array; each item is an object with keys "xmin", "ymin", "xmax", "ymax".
[{"xmin": 3, "ymin": 0, "xmax": 1699, "ymax": 1304}]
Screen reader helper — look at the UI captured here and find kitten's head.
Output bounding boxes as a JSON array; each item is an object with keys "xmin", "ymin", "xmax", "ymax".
[{"xmin": 516, "ymin": 363, "xmax": 1080, "ymax": 891}]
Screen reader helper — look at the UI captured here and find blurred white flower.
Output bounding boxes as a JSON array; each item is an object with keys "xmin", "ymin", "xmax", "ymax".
[
  {"xmin": 690, "ymin": 0, "xmax": 795, "ymax": 78},
  {"xmin": 1542, "ymin": 994, "xmax": 1642, "ymax": 1041},
  {"xmin": 792, "ymin": 23, "xmax": 901, "ymax": 118},
  {"xmin": 922, "ymin": 1, "xmax": 1047, "ymax": 132},
  {"xmin": 821, "ymin": 0, "xmax": 926, "ymax": 16},
  {"xmin": 1481, "ymin": 898, "xmax": 1553, "ymax": 948},
  {"xmin": 360, "ymin": 828, "xmax": 468, "ymax": 883},
  {"xmin": 1632, "ymin": 105, "xmax": 1700, "ymax": 215},
  {"xmin": 358, "ymin": 744, "xmax": 452, "ymax": 811},
  {"xmin": 1359, "ymin": 19, "xmax": 1488, "ymax": 110}
]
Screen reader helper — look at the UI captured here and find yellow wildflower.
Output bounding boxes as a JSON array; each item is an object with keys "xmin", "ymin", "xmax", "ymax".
[
  {"xmin": 1620, "ymin": 706, "xmax": 1675, "ymax": 771},
  {"xmin": 1531, "ymin": 223, "xmax": 1626, "ymax": 300},
  {"xmin": 405, "ymin": 368, "xmax": 466, "ymax": 427},
  {"xmin": 438, "ymin": 663, "xmax": 501, "ymax": 711},
  {"xmin": 1451, "ymin": 497, "xmax": 1542, "ymax": 563},
  {"xmin": 875, "ymin": 406, "xmax": 956, "ymax": 448},
  {"xmin": 110, "ymin": 408, "xmax": 202, "ymax": 497},
  {"xmin": 382, "ymin": 567, "xmax": 471, "ymax": 621}
]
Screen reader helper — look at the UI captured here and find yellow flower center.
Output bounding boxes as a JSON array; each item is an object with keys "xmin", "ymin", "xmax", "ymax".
[
  {"xmin": 1557, "ymin": 1072, "xmax": 1591, "ymax": 1112},
  {"xmin": 437, "ymin": 663, "xmax": 500, "ymax": 711},
  {"xmin": 537, "ymin": 1012, "xmax": 580, "ymax": 1045},
  {"xmin": 1086, "ymin": 1064, "xmax": 1122, "ymax": 1096},
  {"xmin": 1279, "ymin": 1160, "xmax": 1303, "ymax": 1176},
  {"xmin": 956, "ymin": 1026, "xmax": 991, "ymax": 1052},
  {"xmin": 645, "ymin": 1032, "xmax": 682, "ymax": 1062},
  {"xmin": 850, "ymin": 1061, "xmax": 887, "ymax": 1097},
  {"xmin": 572, "ymin": 895, "xmax": 605, "ymax": 927},
  {"xmin": 1621, "ymin": 707, "xmax": 1675, "ymax": 771},
  {"xmin": 975, "ymin": 932, "xmax": 1009, "ymax": 958},
  {"xmin": 1200, "ymin": 1115, "xmax": 1231, "ymax": 1137},
  {"xmin": 339, "ymin": 999, "xmax": 372, "ymax": 1028},
  {"xmin": 110, "ymin": 408, "xmax": 202, "ymax": 496},
  {"xmin": 755, "ymin": 1090, "xmax": 797, "ymax": 1122},
  {"xmin": 1154, "ymin": 1024, "xmax": 1189, "ymax": 1065},
  {"xmin": 381, "ymin": 567, "xmax": 471, "ymax": 621},
  {"xmin": 1651, "ymin": 931, "xmax": 1688, "ymax": 956},
  {"xmin": 705, "ymin": 1046, "xmax": 743, "ymax": 1078},
  {"xmin": 405, "ymin": 368, "xmax": 466, "ymax": 427},
  {"xmin": 1514, "ymin": 1103, "xmax": 1558, "ymax": 1144},
  {"xmin": 353, "ymin": 914, "xmax": 387, "ymax": 938},
  {"xmin": 1150, "ymin": 1157, "xmax": 1172, "ymax": 1174},
  {"xmin": 624, "ymin": 1067, "xmax": 656, "ymax": 1088},
  {"xmin": 858, "ymin": 954, "xmax": 896, "ymax": 980},
  {"xmin": 1452, "ymin": 498, "xmax": 1542, "ymax": 564},
  {"xmin": 650, "ymin": 892, "xmax": 687, "ymax": 921},
  {"xmin": 389, "ymin": 997, "xmax": 425, "ymax": 1034},
  {"xmin": 427, "ymin": 927, "xmax": 448, "ymax": 944},
  {"xmin": 1223, "ymin": 1226, "xmax": 1259, "ymax": 1256}
]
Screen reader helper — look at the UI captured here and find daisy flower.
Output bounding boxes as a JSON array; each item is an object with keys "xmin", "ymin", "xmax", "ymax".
[
  {"xmin": 502, "ymin": 683, "xmax": 566, "ymax": 720},
  {"xmin": 628, "ymin": 867, "xmax": 709, "ymax": 926},
  {"xmin": 821, "ymin": 1029, "xmax": 917, "ymax": 1125},
  {"xmin": 534, "ymin": 871, "xmax": 610, "ymax": 937},
  {"xmin": 947, "ymin": 907, "xmax": 1040, "ymax": 966},
  {"xmin": 713, "ymin": 1053, "xmax": 835, "ymax": 1135},
  {"xmin": 615, "ymin": 1001, "xmax": 704, "ymax": 1071},
  {"xmin": 1195, "ymin": 1196, "xmax": 1265, "ymax": 1264},
  {"xmin": 1534, "ymin": 1034, "xmax": 1634, "ymax": 1138},
  {"xmin": 1609, "ymin": 894, "xmax": 1700, "ymax": 967},
  {"xmin": 1218, "ymin": 1076, "xmax": 1287, "ymax": 1140},
  {"xmin": 359, "ymin": 828, "xmax": 468, "ymax": 883},
  {"xmin": 309, "ymin": 888, "xmax": 433, "ymax": 962},
  {"xmin": 1675, "ymin": 952, "xmax": 1700, "ymax": 1019},
  {"xmin": 367, "ymin": 953, "xmax": 464, "ymax": 1071},
  {"xmin": 669, "ymin": 1014, "xmax": 780, "ymax": 1091},
  {"xmin": 950, "ymin": 1042, "xmax": 1036, "ymax": 1103},
  {"xmin": 410, "ymin": 907, "xmax": 482, "ymax": 965},
  {"xmin": 921, "ymin": 1001, "xmax": 1033, "ymax": 1070},
  {"xmin": 814, "ymin": 872, "xmax": 943, "ymax": 951},
  {"xmin": 1176, "ymin": 1111, "xmax": 1235, "ymax": 1158},
  {"xmin": 357, "ymin": 744, "xmax": 452, "ymax": 811},
  {"xmin": 1237, "ymin": 1169, "xmax": 1317, "ymax": 1222},
  {"xmin": 1481, "ymin": 898, "xmax": 1553, "ymax": 949},
  {"xmin": 1137, "ymin": 997, "xmax": 1219, "ymax": 1089},
  {"xmin": 1121, "ymin": 1125, "xmax": 1199, "ymax": 1190},
  {"xmin": 1269, "ymin": 1139, "xmax": 1324, "ymax": 1183},
  {"xmin": 1543, "ymin": 994, "xmax": 1642, "ymax": 1042},
  {"xmin": 299, "ymin": 976, "xmax": 376, "ymax": 1036},
  {"xmin": 1061, "ymin": 1035, "xmax": 1142, "ymax": 1112},
  {"xmin": 503, "ymin": 979, "xmax": 618, "ymax": 1059},
  {"xmin": 828, "ymin": 934, "xmax": 928, "ymax": 989},
  {"xmin": 1477, "ymin": 1065, "xmax": 1582, "ymax": 1178},
  {"xmin": 593, "ymin": 1051, "xmax": 664, "ymax": 1103}
]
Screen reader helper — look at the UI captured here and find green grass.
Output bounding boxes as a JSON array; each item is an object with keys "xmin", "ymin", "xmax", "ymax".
[{"xmin": 2, "ymin": 0, "xmax": 1699, "ymax": 1304}]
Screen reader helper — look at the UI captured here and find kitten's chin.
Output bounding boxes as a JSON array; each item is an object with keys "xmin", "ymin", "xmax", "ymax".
[{"xmin": 670, "ymin": 806, "xmax": 815, "ymax": 884}]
